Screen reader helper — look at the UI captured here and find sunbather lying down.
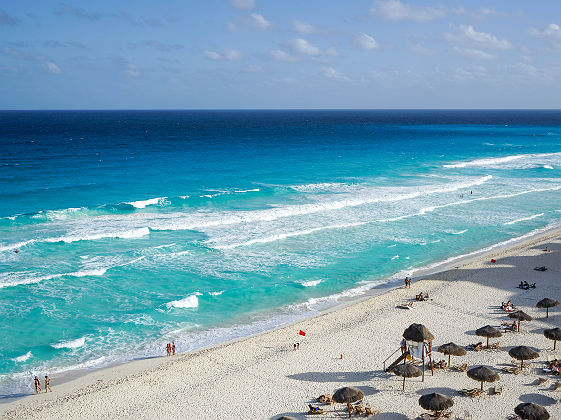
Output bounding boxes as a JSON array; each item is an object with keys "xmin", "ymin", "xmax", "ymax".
[
  {"xmin": 501, "ymin": 300, "xmax": 516, "ymax": 311},
  {"xmin": 308, "ymin": 404, "xmax": 325, "ymax": 415},
  {"xmin": 517, "ymin": 281, "xmax": 536, "ymax": 290}
]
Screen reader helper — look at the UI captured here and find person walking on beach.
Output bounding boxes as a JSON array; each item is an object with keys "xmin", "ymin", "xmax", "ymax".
[
  {"xmin": 165, "ymin": 343, "xmax": 171, "ymax": 356},
  {"xmin": 296, "ymin": 342, "xmax": 300, "ymax": 350},
  {"xmin": 172, "ymin": 342, "xmax": 176, "ymax": 356},
  {"xmin": 34, "ymin": 376, "xmax": 41, "ymax": 393},
  {"xmin": 44, "ymin": 376, "xmax": 52, "ymax": 392}
]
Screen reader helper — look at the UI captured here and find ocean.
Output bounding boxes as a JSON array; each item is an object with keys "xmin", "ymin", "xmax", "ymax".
[{"xmin": 1, "ymin": 110, "xmax": 561, "ymax": 396}]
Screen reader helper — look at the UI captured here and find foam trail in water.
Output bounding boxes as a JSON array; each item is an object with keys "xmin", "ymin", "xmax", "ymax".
[
  {"xmin": 450, "ymin": 229, "xmax": 468, "ymax": 235},
  {"xmin": 300, "ymin": 280, "xmax": 322, "ymax": 287},
  {"xmin": 208, "ymin": 291, "xmax": 224, "ymax": 296},
  {"xmin": 51, "ymin": 337, "xmax": 86, "ymax": 349},
  {"xmin": 234, "ymin": 188, "xmax": 260, "ymax": 193},
  {"xmin": 391, "ymin": 255, "xmax": 399, "ymax": 260},
  {"xmin": 126, "ymin": 197, "xmax": 167, "ymax": 208},
  {"xmin": 444, "ymin": 152, "xmax": 561, "ymax": 169},
  {"xmin": 504, "ymin": 213, "xmax": 544, "ymax": 225},
  {"xmin": 12, "ymin": 352, "xmax": 32, "ymax": 362},
  {"xmin": 166, "ymin": 293, "xmax": 202, "ymax": 309},
  {"xmin": 0, "ymin": 268, "xmax": 109, "ymax": 289}
]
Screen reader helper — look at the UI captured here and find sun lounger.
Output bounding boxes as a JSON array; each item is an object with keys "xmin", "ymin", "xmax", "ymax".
[
  {"xmin": 420, "ymin": 412, "xmax": 452, "ymax": 419},
  {"xmin": 364, "ymin": 407, "xmax": 381, "ymax": 416},
  {"xmin": 552, "ymin": 381, "xmax": 561, "ymax": 390},
  {"xmin": 502, "ymin": 366, "xmax": 520, "ymax": 375},
  {"xmin": 484, "ymin": 341, "xmax": 500, "ymax": 350},
  {"xmin": 316, "ymin": 394, "xmax": 333, "ymax": 404},
  {"xmin": 451, "ymin": 363, "xmax": 468, "ymax": 372},
  {"xmin": 467, "ymin": 342, "xmax": 483, "ymax": 351},
  {"xmin": 536, "ymin": 378, "xmax": 549, "ymax": 386},
  {"xmin": 458, "ymin": 388, "xmax": 483, "ymax": 397}
]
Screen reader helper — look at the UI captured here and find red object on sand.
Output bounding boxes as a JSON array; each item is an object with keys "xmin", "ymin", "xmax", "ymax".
[
  {"xmin": 491, "ymin": 259, "xmax": 496, "ymax": 263},
  {"xmin": 340, "ymin": 354, "xmax": 343, "ymax": 359},
  {"xmin": 299, "ymin": 330, "xmax": 306, "ymax": 336}
]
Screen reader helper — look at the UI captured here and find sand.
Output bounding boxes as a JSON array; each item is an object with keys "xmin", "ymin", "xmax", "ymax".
[{"xmin": 2, "ymin": 228, "xmax": 561, "ymax": 419}]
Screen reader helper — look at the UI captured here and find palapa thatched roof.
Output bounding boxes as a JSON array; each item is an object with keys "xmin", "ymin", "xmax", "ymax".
[
  {"xmin": 391, "ymin": 363, "xmax": 422, "ymax": 378},
  {"xmin": 508, "ymin": 311, "xmax": 533, "ymax": 322},
  {"xmin": 544, "ymin": 327, "xmax": 561, "ymax": 341},
  {"xmin": 332, "ymin": 387, "xmax": 364, "ymax": 404},
  {"xmin": 475, "ymin": 325, "xmax": 502, "ymax": 338},
  {"xmin": 536, "ymin": 298, "xmax": 559, "ymax": 308},
  {"xmin": 509, "ymin": 346, "xmax": 539, "ymax": 361},
  {"xmin": 467, "ymin": 366, "xmax": 500, "ymax": 383},
  {"xmin": 418, "ymin": 393, "xmax": 454, "ymax": 412},
  {"xmin": 403, "ymin": 323, "xmax": 434, "ymax": 342},
  {"xmin": 514, "ymin": 402, "xmax": 550, "ymax": 420},
  {"xmin": 437, "ymin": 342, "xmax": 466, "ymax": 356}
]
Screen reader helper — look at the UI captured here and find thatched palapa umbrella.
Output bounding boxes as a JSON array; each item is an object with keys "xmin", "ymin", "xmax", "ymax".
[
  {"xmin": 475, "ymin": 325, "xmax": 502, "ymax": 347},
  {"xmin": 544, "ymin": 327, "xmax": 561, "ymax": 350},
  {"xmin": 403, "ymin": 323, "xmax": 434, "ymax": 342},
  {"xmin": 391, "ymin": 363, "xmax": 422, "ymax": 391},
  {"xmin": 332, "ymin": 386, "xmax": 364, "ymax": 418},
  {"xmin": 537, "ymin": 298, "xmax": 559, "ymax": 318},
  {"xmin": 508, "ymin": 311, "xmax": 533, "ymax": 332},
  {"xmin": 467, "ymin": 366, "xmax": 500, "ymax": 391},
  {"xmin": 509, "ymin": 346, "xmax": 539, "ymax": 369},
  {"xmin": 419, "ymin": 393, "xmax": 454, "ymax": 417},
  {"xmin": 515, "ymin": 402, "xmax": 550, "ymax": 420},
  {"xmin": 438, "ymin": 342, "xmax": 466, "ymax": 367}
]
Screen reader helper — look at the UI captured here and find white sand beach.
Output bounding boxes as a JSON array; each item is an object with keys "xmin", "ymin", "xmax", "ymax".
[{"xmin": 3, "ymin": 228, "xmax": 561, "ymax": 419}]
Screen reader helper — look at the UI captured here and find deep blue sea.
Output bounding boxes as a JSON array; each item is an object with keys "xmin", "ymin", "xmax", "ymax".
[{"xmin": 1, "ymin": 110, "xmax": 561, "ymax": 396}]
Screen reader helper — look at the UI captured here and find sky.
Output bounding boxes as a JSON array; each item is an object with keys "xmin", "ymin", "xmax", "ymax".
[{"xmin": 1, "ymin": 0, "xmax": 561, "ymax": 109}]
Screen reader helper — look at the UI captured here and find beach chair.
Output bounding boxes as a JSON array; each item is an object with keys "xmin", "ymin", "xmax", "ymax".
[
  {"xmin": 536, "ymin": 378, "xmax": 549, "ymax": 386},
  {"xmin": 552, "ymin": 381, "xmax": 561, "ymax": 390},
  {"xmin": 452, "ymin": 363, "xmax": 467, "ymax": 372},
  {"xmin": 458, "ymin": 388, "xmax": 483, "ymax": 397},
  {"xmin": 501, "ymin": 366, "xmax": 520, "ymax": 375},
  {"xmin": 364, "ymin": 407, "xmax": 381, "ymax": 417},
  {"xmin": 491, "ymin": 386, "xmax": 502, "ymax": 395}
]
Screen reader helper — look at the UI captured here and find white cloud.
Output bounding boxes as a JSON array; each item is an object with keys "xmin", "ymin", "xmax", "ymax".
[
  {"xmin": 223, "ymin": 49, "xmax": 243, "ymax": 60},
  {"xmin": 323, "ymin": 67, "xmax": 350, "ymax": 81},
  {"xmin": 250, "ymin": 13, "xmax": 272, "ymax": 30},
  {"xmin": 288, "ymin": 38, "xmax": 320, "ymax": 56},
  {"xmin": 125, "ymin": 63, "xmax": 139, "ymax": 77},
  {"xmin": 451, "ymin": 65, "xmax": 487, "ymax": 81},
  {"xmin": 228, "ymin": 0, "xmax": 255, "ymax": 11},
  {"xmin": 203, "ymin": 49, "xmax": 243, "ymax": 61},
  {"xmin": 293, "ymin": 20, "xmax": 318, "ymax": 34},
  {"xmin": 453, "ymin": 47, "xmax": 497, "ymax": 61},
  {"xmin": 270, "ymin": 49, "xmax": 297, "ymax": 62},
  {"xmin": 203, "ymin": 50, "xmax": 222, "ymax": 60},
  {"xmin": 45, "ymin": 61, "xmax": 61, "ymax": 73},
  {"xmin": 371, "ymin": 0, "xmax": 446, "ymax": 22},
  {"xmin": 410, "ymin": 43, "xmax": 436, "ymax": 56},
  {"xmin": 529, "ymin": 23, "xmax": 561, "ymax": 49},
  {"xmin": 446, "ymin": 25, "xmax": 511, "ymax": 50},
  {"xmin": 507, "ymin": 62, "xmax": 538, "ymax": 78},
  {"xmin": 354, "ymin": 32, "xmax": 379, "ymax": 51}
]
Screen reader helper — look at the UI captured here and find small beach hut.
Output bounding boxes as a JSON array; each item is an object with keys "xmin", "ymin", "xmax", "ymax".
[
  {"xmin": 509, "ymin": 346, "xmax": 539, "ymax": 369},
  {"xmin": 543, "ymin": 327, "xmax": 561, "ymax": 350},
  {"xmin": 475, "ymin": 325, "xmax": 502, "ymax": 348},
  {"xmin": 403, "ymin": 323, "xmax": 434, "ymax": 381},
  {"xmin": 418, "ymin": 393, "xmax": 454, "ymax": 418},
  {"xmin": 437, "ymin": 343, "xmax": 466, "ymax": 367},
  {"xmin": 332, "ymin": 386, "xmax": 364, "ymax": 418},
  {"xmin": 508, "ymin": 311, "xmax": 533, "ymax": 332},
  {"xmin": 536, "ymin": 298, "xmax": 559, "ymax": 318},
  {"xmin": 391, "ymin": 363, "xmax": 422, "ymax": 391},
  {"xmin": 466, "ymin": 366, "xmax": 500, "ymax": 391},
  {"xmin": 514, "ymin": 402, "xmax": 550, "ymax": 420}
]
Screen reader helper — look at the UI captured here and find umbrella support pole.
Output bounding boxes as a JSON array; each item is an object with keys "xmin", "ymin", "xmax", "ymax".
[
  {"xmin": 402, "ymin": 377, "xmax": 405, "ymax": 391},
  {"xmin": 422, "ymin": 352, "xmax": 425, "ymax": 382},
  {"xmin": 555, "ymin": 340, "xmax": 557, "ymax": 351}
]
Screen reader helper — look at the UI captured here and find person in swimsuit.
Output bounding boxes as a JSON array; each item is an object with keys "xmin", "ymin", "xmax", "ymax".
[
  {"xmin": 34, "ymin": 376, "xmax": 41, "ymax": 393},
  {"xmin": 172, "ymin": 342, "xmax": 176, "ymax": 356},
  {"xmin": 45, "ymin": 376, "xmax": 52, "ymax": 392}
]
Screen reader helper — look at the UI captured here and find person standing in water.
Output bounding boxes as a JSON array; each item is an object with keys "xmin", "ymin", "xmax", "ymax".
[
  {"xmin": 172, "ymin": 342, "xmax": 176, "ymax": 356},
  {"xmin": 44, "ymin": 376, "xmax": 52, "ymax": 392},
  {"xmin": 34, "ymin": 376, "xmax": 41, "ymax": 393}
]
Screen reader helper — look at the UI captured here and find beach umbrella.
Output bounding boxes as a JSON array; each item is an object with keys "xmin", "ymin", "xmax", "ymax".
[
  {"xmin": 508, "ymin": 311, "xmax": 533, "ymax": 332},
  {"xmin": 437, "ymin": 342, "xmax": 466, "ymax": 367},
  {"xmin": 391, "ymin": 363, "xmax": 422, "ymax": 391},
  {"xmin": 332, "ymin": 386, "xmax": 364, "ymax": 418},
  {"xmin": 514, "ymin": 402, "xmax": 550, "ymax": 420},
  {"xmin": 536, "ymin": 298, "xmax": 559, "ymax": 318},
  {"xmin": 475, "ymin": 325, "xmax": 502, "ymax": 347},
  {"xmin": 467, "ymin": 366, "xmax": 500, "ymax": 391},
  {"xmin": 508, "ymin": 346, "xmax": 539, "ymax": 369},
  {"xmin": 543, "ymin": 328, "xmax": 561, "ymax": 350},
  {"xmin": 403, "ymin": 323, "xmax": 434, "ymax": 342},
  {"xmin": 418, "ymin": 393, "xmax": 454, "ymax": 417}
]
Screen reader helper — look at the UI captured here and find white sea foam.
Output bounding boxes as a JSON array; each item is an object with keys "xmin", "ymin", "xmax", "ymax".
[
  {"xmin": 444, "ymin": 152, "xmax": 561, "ymax": 169},
  {"xmin": 12, "ymin": 351, "xmax": 32, "ymax": 362},
  {"xmin": 0, "ymin": 267, "xmax": 109, "ymax": 289},
  {"xmin": 450, "ymin": 229, "xmax": 468, "ymax": 235},
  {"xmin": 208, "ymin": 290, "xmax": 224, "ymax": 296},
  {"xmin": 300, "ymin": 279, "xmax": 322, "ymax": 287},
  {"xmin": 166, "ymin": 293, "xmax": 202, "ymax": 309},
  {"xmin": 234, "ymin": 188, "xmax": 260, "ymax": 193},
  {"xmin": 391, "ymin": 255, "xmax": 399, "ymax": 260},
  {"xmin": 544, "ymin": 165, "xmax": 554, "ymax": 169},
  {"xmin": 154, "ymin": 243, "xmax": 176, "ymax": 249},
  {"xmin": 289, "ymin": 182, "xmax": 352, "ymax": 192},
  {"xmin": 51, "ymin": 336, "xmax": 86, "ymax": 349},
  {"xmin": 504, "ymin": 213, "xmax": 544, "ymax": 225},
  {"xmin": 388, "ymin": 244, "xmax": 397, "ymax": 248},
  {"xmin": 119, "ymin": 256, "xmax": 145, "ymax": 267},
  {"xmin": 126, "ymin": 197, "xmax": 167, "ymax": 208}
]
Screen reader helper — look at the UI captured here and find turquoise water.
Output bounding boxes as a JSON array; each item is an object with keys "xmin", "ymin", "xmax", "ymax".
[{"xmin": 1, "ymin": 110, "xmax": 561, "ymax": 396}]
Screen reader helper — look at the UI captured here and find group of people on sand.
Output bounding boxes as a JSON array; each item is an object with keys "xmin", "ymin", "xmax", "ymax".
[
  {"xmin": 415, "ymin": 291, "xmax": 430, "ymax": 301},
  {"xmin": 501, "ymin": 300, "xmax": 516, "ymax": 312},
  {"xmin": 518, "ymin": 281, "xmax": 536, "ymax": 290},
  {"xmin": 165, "ymin": 342, "xmax": 176, "ymax": 357},
  {"xmin": 545, "ymin": 359, "xmax": 561, "ymax": 375},
  {"xmin": 293, "ymin": 342, "xmax": 300, "ymax": 351},
  {"xmin": 33, "ymin": 375, "xmax": 51, "ymax": 394}
]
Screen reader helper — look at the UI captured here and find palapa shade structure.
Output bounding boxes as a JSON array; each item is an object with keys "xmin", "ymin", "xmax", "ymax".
[
  {"xmin": 391, "ymin": 363, "xmax": 422, "ymax": 391},
  {"xmin": 403, "ymin": 323, "xmax": 434, "ymax": 342},
  {"xmin": 418, "ymin": 393, "xmax": 454, "ymax": 417},
  {"xmin": 509, "ymin": 346, "xmax": 539, "ymax": 369},
  {"xmin": 467, "ymin": 366, "xmax": 500, "ymax": 391},
  {"xmin": 536, "ymin": 298, "xmax": 559, "ymax": 318},
  {"xmin": 332, "ymin": 386, "xmax": 364, "ymax": 418},
  {"xmin": 508, "ymin": 311, "xmax": 533, "ymax": 332},
  {"xmin": 544, "ymin": 327, "xmax": 561, "ymax": 350},
  {"xmin": 514, "ymin": 402, "xmax": 550, "ymax": 420},
  {"xmin": 475, "ymin": 325, "xmax": 502, "ymax": 347},
  {"xmin": 437, "ymin": 342, "xmax": 466, "ymax": 367}
]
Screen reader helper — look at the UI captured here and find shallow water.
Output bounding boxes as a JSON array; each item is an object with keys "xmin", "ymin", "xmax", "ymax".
[{"xmin": 1, "ymin": 110, "xmax": 561, "ymax": 395}]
